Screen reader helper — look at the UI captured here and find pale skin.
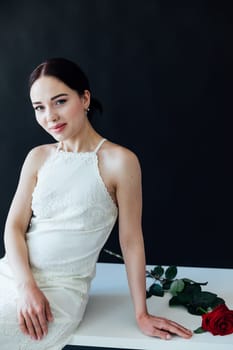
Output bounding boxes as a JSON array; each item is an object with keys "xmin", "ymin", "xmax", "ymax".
[{"xmin": 4, "ymin": 76, "xmax": 193, "ymax": 341}]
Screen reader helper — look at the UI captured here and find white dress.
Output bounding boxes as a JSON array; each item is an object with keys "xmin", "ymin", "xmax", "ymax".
[{"xmin": 0, "ymin": 138, "xmax": 118, "ymax": 350}]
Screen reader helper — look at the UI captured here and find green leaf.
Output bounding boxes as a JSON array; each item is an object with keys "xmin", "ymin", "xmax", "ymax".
[
  {"xmin": 211, "ymin": 297, "xmax": 225, "ymax": 309},
  {"xmin": 187, "ymin": 304, "xmax": 205, "ymax": 315},
  {"xmin": 146, "ymin": 290, "xmax": 152, "ymax": 299},
  {"xmin": 192, "ymin": 291, "xmax": 218, "ymax": 305},
  {"xmin": 165, "ymin": 265, "xmax": 177, "ymax": 280},
  {"xmin": 162, "ymin": 280, "xmax": 173, "ymax": 290},
  {"xmin": 183, "ymin": 283, "xmax": 202, "ymax": 295},
  {"xmin": 186, "ymin": 292, "xmax": 225, "ymax": 315},
  {"xmin": 194, "ymin": 327, "xmax": 207, "ymax": 334},
  {"xmin": 169, "ymin": 283, "xmax": 201, "ymax": 307},
  {"xmin": 169, "ymin": 279, "xmax": 185, "ymax": 296},
  {"xmin": 149, "ymin": 283, "xmax": 164, "ymax": 297},
  {"xmin": 182, "ymin": 278, "xmax": 208, "ymax": 286},
  {"xmin": 169, "ymin": 293, "xmax": 191, "ymax": 307},
  {"xmin": 151, "ymin": 266, "xmax": 164, "ymax": 278}
]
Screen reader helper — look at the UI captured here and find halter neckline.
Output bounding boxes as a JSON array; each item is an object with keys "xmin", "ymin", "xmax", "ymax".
[{"xmin": 57, "ymin": 138, "xmax": 107, "ymax": 154}]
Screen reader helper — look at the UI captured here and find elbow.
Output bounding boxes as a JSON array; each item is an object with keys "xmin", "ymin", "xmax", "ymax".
[
  {"xmin": 119, "ymin": 230, "xmax": 144, "ymax": 255},
  {"xmin": 4, "ymin": 219, "xmax": 27, "ymax": 244}
]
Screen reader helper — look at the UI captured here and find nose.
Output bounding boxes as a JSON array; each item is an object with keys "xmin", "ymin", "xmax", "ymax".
[{"xmin": 46, "ymin": 107, "xmax": 59, "ymax": 122}]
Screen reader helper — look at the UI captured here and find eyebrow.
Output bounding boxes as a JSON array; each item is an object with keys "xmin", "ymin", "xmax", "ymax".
[{"xmin": 32, "ymin": 93, "xmax": 68, "ymax": 105}]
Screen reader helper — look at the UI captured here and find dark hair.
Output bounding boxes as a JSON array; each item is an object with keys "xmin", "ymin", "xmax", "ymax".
[{"xmin": 29, "ymin": 57, "xmax": 103, "ymax": 119}]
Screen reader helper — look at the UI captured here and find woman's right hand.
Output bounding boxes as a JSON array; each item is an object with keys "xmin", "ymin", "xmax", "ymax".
[{"xmin": 17, "ymin": 282, "xmax": 53, "ymax": 340}]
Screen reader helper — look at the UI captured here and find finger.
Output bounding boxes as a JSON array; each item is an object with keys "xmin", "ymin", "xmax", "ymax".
[
  {"xmin": 168, "ymin": 321, "xmax": 193, "ymax": 337},
  {"xmin": 159, "ymin": 321, "xmax": 192, "ymax": 339},
  {"xmin": 151, "ymin": 327, "xmax": 173, "ymax": 340},
  {"xmin": 18, "ymin": 313, "xmax": 29, "ymax": 336},
  {"xmin": 37, "ymin": 308, "xmax": 49, "ymax": 336},
  {"xmin": 30, "ymin": 314, "xmax": 44, "ymax": 340},
  {"xmin": 45, "ymin": 301, "xmax": 53, "ymax": 322},
  {"xmin": 24, "ymin": 312, "xmax": 37, "ymax": 340}
]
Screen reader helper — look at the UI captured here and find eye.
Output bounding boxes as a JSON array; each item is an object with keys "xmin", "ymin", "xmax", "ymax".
[
  {"xmin": 55, "ymin": 99, "xmax": 67, "ymax": 106},
  {"xmin": 34, "ymin": 105, "xmax": 44, "ymax": 112}
]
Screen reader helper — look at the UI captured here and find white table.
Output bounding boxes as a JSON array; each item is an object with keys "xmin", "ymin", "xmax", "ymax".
[{"xmin": 69, "ymin": 262, "xmax": 233, "ymax": 349}]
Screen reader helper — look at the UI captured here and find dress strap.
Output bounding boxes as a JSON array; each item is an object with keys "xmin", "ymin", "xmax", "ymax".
[
  {"xmin": 94, "ymin": 138, "xmax": 107, "ymax": 153},
  {"xmin": 56, "ymin": 142, "xmax": 62, "ymax": 152}
]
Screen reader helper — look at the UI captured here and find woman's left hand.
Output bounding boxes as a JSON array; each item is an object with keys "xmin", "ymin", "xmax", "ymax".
[{"xmin": 136, "ymin": 312, "xmax": 193, "ymax": 340}]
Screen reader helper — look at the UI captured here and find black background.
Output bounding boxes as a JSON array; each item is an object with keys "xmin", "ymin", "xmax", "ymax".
[{"xmin": 0, "ymin": 0, "xmax": 232, "ymax": 276}]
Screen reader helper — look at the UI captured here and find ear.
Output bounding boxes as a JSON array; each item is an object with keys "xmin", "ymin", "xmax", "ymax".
[{"xmin": 82, "ymin": 90, "xmax": 91, "ymax": 109}]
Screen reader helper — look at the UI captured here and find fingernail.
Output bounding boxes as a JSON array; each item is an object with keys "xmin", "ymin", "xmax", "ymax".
[{"xmin": 166, "ymin": 334, "xmax": 172, "ymax": 340}]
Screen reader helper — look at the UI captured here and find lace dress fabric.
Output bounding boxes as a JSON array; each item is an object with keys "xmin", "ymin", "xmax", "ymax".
[{"xmin": 0, "ymin": 139, "xmax": 118, "ymax": 350}]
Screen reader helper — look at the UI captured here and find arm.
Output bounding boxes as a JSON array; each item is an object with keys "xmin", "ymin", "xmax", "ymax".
[
  {"xmin": 115, "ymin": 149, "xmax": 192, "ymax": 340},
  {"xmin": 4, "ymin": 147, "xmax": 53, "ymax": 340}
]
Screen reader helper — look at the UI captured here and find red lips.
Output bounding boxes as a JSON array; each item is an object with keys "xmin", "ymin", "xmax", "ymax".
[{"xmin": 50, "ymin": 123, "xmax": 67, "ymax": 132}]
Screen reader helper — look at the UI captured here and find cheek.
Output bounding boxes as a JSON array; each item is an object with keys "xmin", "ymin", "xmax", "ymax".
[
  {"xmin": 68, "ymin": 101, "xmax": 85, "ymax": 119},
  {"xmin": 35, "ymin": 115, "xmax": 46, "ymax": 128}
]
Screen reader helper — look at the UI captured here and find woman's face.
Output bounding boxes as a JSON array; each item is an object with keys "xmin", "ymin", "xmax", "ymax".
[{"xmin": 30, "ymin": 76, "xmax": 90, "ymax": 142}]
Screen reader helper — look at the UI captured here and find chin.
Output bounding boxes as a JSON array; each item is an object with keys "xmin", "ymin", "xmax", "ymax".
[{"xmin": 50, "ymin": 133, "xmax": 65, "ymax": 142}]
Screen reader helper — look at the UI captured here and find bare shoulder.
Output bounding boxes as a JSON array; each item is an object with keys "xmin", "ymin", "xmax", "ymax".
[
  {"xmin": 23, "ymin": 143, "xmax": 58, "ymax": 174},
  {"xmin": 100, "ymin": 140, "xmax": 141, "ymax": 181}
]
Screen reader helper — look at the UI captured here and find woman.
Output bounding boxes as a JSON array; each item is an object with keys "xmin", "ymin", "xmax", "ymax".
[{"xmin": 0, "ymin": 57, "xmax": 192, "ymax": 349}]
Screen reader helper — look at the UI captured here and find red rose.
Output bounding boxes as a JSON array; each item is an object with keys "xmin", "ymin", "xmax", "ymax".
[{"xmin": 201, "ymin": 304, "xmax": 233, "ymax": 336}]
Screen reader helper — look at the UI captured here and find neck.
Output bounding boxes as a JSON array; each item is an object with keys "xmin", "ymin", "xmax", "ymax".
[{"xmin": 60, "ymin": 122, "xmax": 102, "ymax": 153}]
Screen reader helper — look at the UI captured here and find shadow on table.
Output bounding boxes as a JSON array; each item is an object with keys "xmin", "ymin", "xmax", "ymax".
[{"xmin": 63, "ymin": 346, "xmax": 137, "ymax": 350}]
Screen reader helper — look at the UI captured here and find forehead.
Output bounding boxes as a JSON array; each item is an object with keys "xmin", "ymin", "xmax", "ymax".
[{"xmin": 30, "ymin": 76, "xmax": 74, "ymax": 101}]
